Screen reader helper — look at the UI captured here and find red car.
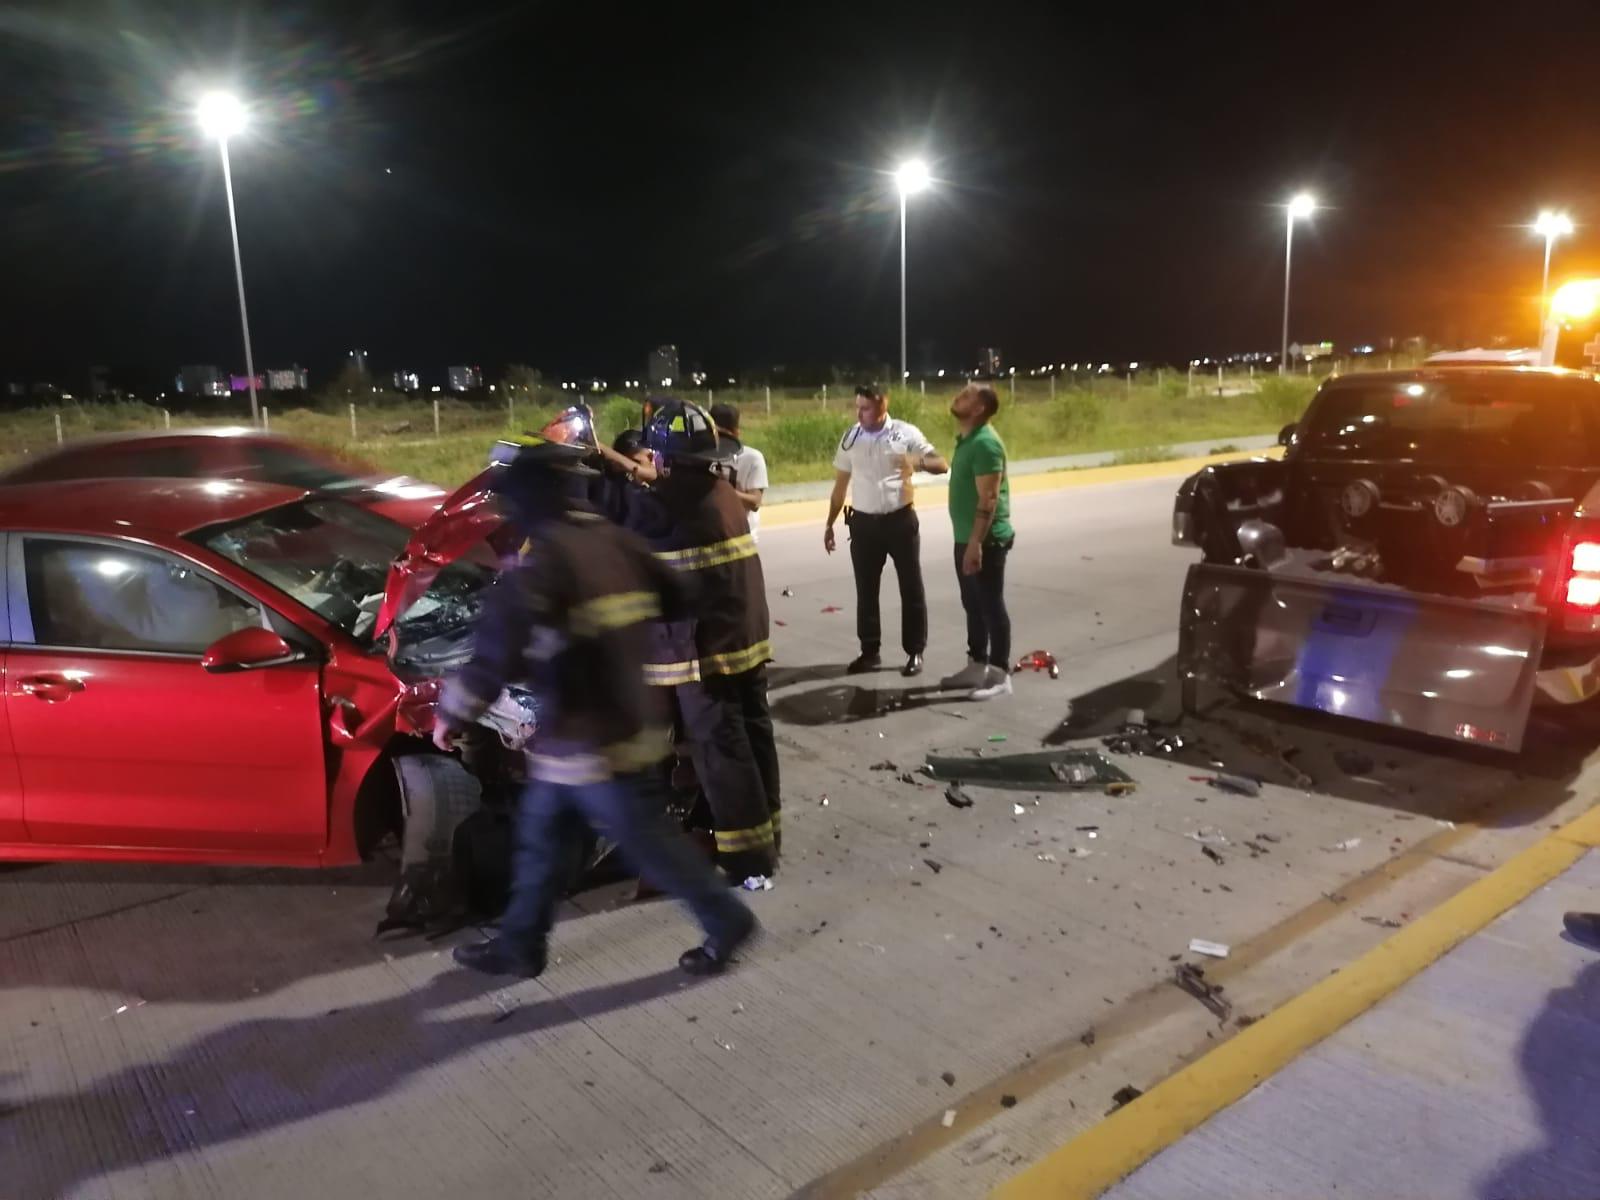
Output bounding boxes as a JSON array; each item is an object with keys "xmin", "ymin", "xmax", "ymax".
[
  {"xmin": 0, "ymin": 428, "xmax": 446, "ymax": 529},
  {"xmin": 0, "ymin": 475, "xmax": 529, "ymax": 926}
]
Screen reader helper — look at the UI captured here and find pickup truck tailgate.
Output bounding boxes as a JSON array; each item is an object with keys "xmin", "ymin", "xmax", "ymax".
[{"xmin": 1178, "ymin": 562, "xmax": 1546, "ymax": 751}]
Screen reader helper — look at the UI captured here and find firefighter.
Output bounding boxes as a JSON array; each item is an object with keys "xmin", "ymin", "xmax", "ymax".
[
  {"xmin": 641, "ymin": 398, "xmax": 782, "ymax": 880},
  {"xmin": 435, "ymin": 415, "xmax": 757, "ymax": 979}
]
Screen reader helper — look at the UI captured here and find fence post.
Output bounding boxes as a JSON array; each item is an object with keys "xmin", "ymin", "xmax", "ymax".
[
  {"xmin": 765, "ymin": 385, "xmax": 771, "ymax": 415},
  {"xmin": 920, "ymin": 379, "xmax": 925, "ymax": 395},
  {"xmin": 1249, "ymin": 364, "xmax": 1255, "ymax": 380},
  {"xmin": 1050, "ymin": 374, "xmax": 1057, "ymax": 399},
  {"xmin": 822, "ymin": 382, "xmax": 828, "ymax": 409},
  {"xmin": 433, "ymin": 398, "xmax": 441, "ymax": 439},
  {"xmin": 1010, "ymin": 374, "xmax": 1016, "ymax": 399},
  {"xmin": 1217, "ymin": 365, "xmax": 1224, "ymax": 394},
  {"xmin": 1187, "ymin": 364, "xmax": 1195, "ymax": 396},
  {"xmin": 507, "ymin": 392, "xmax": 515, "ymax": 431},
  {"xmin": 1126, "ymin": 372, "xmax": 1133, "ymax": 396},
  {"xmin": 162, "ymin": 408, "xmax": 171, "ymax": 430},
  {"xmin": 349, "ymin": 403, "xmax": 357, "ymax": 440},
  {"xmin": 1156, "ymin": 369, "xmax": 1163, "ymax": 390},
  {"xmin": 55, "ymin": 411, "xmax": 63, "ymax": 445},
  {"xmin": 1305, "ymin": 359, "xmax": 1312, "ymax": 376}
]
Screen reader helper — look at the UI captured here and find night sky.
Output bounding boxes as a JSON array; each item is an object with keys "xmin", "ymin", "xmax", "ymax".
[{"xmin": 5, "ymin": 0, "xmax": 1600, "ymax": 385}]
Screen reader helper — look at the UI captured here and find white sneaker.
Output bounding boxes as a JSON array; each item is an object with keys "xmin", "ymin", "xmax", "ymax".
[
  {"xmin": 939, "ymin": 659, "xmax": 990, "ymax": 690},
  {"xmin": 970, "ymin": 666, "xmax": 1013, "ymax": 701}
]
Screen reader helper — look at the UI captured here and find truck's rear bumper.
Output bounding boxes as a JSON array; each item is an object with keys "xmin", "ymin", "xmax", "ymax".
[{"xmin": 1178, "ymin": 563, "xmax": 1548, "ymax": 751}]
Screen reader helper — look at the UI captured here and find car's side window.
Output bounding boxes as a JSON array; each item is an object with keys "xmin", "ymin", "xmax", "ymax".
[{"xmin": 20, "ymin": 538, "xmax": 262, "ymax": 655}]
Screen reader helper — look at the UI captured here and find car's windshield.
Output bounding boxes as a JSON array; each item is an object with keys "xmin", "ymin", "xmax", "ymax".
[
  {"xmin": 1301, "ymin": 375, "xmax": 1600, "ymax": 466},
  {"xmin": 195, "ymin": 498, "xmax": 493, "ymax": 645}
]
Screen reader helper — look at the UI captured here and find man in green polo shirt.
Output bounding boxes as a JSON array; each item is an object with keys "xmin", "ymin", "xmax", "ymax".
[{"xmin": 940, "ymin": 381, "xmax": 1016, "ymax": 700}]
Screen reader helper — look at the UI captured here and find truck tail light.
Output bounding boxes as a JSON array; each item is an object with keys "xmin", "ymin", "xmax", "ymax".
[{"xmin": 1565, "ymin": 539, "xmax": 1600, "ymax": 608}]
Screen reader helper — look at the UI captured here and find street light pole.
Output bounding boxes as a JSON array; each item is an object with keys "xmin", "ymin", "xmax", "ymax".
[
  {"xmin": 896, "ymin": 188, "xmax": 908, "ymax": 390},
  {"xmin": 1280, "ymin": 192, "xmax": 1316, "ymax": 376},
  {"xmin": 893, "ymin": 158, "xmax": 931, "ymax": 391},
  {"xmin": 1534, "ymin": 210, "xmax": 1574, "ymax": 335},
  {"xmin": 217, "ymin": 137, "xmax": 259, "ymax": 424},
  {"xmin": 197, "ymin": 91, "xmax": 259, "ymax": 425}
]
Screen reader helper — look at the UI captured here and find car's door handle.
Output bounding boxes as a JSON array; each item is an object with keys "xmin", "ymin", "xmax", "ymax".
[{"xmin": 16, "ymin": 674, "xmax": 86, "ymax": 703}]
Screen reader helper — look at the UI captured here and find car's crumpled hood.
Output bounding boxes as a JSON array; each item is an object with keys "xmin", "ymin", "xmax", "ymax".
[{"xmin": 375, "ymin": 465, "xmax": 507, "ymax": 638}]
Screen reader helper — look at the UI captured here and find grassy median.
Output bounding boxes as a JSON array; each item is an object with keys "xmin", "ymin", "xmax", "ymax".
[{"xmin": 0, "ymin": 373, "xmax": 1327, "ymax": 490}]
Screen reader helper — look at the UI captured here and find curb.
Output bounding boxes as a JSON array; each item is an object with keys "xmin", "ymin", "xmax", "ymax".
[{"xmin": 990, "ymin": 804, "xmax": 1600, "ymax": 1199}]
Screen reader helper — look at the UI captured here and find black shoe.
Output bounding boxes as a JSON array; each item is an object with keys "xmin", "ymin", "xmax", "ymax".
[
  {"xmin": 680, "ymin": 909, "xmax": 759, "ymax": 976},
  {"xmin": 902, "ymin": 653, "xmax": 924, "ymax": 677},
  {"xmin": 847, "ymin": 652, "xmax": 882, "ymax": 675},
  {"xmin": 453, "ymin": 935, "xmax": 548, "ymax": 978},
  {"xmin": 1564, "ymin": 911, "xmax": 1600, "ymax": 949}
]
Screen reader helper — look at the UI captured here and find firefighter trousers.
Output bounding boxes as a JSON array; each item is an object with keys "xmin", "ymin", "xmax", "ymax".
[
  {"xmin": 498, "ymin": 768, "xmax": 751, "ymax": 950},
  {"xmin": 676, "ymin": 664, "xmax": 781, "ymax": 878}
]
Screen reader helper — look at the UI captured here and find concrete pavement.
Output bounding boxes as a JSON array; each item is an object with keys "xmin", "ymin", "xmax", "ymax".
[{"xmin": 4, "ymin": 462, "xmax": 1600, "ymax": 1199}]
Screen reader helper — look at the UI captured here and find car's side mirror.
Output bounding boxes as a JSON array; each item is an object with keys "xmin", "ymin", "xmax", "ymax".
[
  {"xmin": 1278, "ymin": 423, "xmax": 1298, "ymax": 448},
  {"xmin": 201, "ymin": 627, "xmax": 304, "ymax": 673}
]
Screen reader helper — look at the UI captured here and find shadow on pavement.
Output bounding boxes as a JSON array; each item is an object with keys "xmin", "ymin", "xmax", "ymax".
[
  {"xmin": 1477, "ymin": 959, "xmax": 1600, "ymax": 1199},
  {"xmin": 1044, "ymin": 655, "xmax": 1600, "ymax": 829},
  {"xmin": 767, "ymin": 663, "xmax": 855, "ymax": 690},
  {"xmin": 769, "ymin": 681, "xmax": 965, "ymax": 725},
  {"xmin": 0, "ymin": 967, "xmax": 701, "ymax": 1198}
]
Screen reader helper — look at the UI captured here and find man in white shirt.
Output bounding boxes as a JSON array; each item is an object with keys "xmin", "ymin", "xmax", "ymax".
[
  {"xmin": 711, "ymin": 403, "xmax": 768, "ymax": 542},
  {"xmin": 824, "ymin": 384, "xmax": 947, "ymax": 677}
]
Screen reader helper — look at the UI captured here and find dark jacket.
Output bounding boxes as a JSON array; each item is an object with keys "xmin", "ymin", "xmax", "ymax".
[
  {"xmin": 653, "ymin": 472, "xmax": 771, "ymax": 677},
  {"xmin": 441, "ymin": 507, "xmax": 689, "ymax": 782}
]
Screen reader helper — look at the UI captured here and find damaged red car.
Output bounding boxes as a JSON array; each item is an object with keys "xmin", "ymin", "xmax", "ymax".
[{"xmin": 0, "ymin": 475, "xmax": 534, "ymax": 927}]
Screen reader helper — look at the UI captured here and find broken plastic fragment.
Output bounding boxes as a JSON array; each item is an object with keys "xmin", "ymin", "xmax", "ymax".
[
  {"xmin": 1013, "ymin": 803, "xmax": 1026, "ymax": 815},
  {"xmin": 925, "ymin": 748, "xmax": 1132, "ymax": 791},
  {"xmin": 741, "ymin": 875, "xmax": 774, "ymax": 891},
  {"xmin": 1108, "ymin": 1085, "xmax": 1144, "ymax": 1113},
  {"xmin": 1187, "ymin": 827, "xmax": 1230, "ymax": 847},
  {"xmin": 820, "ymin": 795, "xmax": 830, "ymax": 806},
  {"xmin": 1209, "ymin": 774, "xmax": 1261, "ymax": 797},
  {"xmin": 924, "ymin": 858, "xmax": 944, "ymax": 874},
  {"xmin": 1362, "ymin": 915, "xmax": 1403, "ymax": 929},
  {"xmin": 1037, "ymin": 853, "xmax": 1058, "ymax": 863},
  {"xmin": 1324, "ymin": 838, "xmax": 1362, "ymax": 853},
  {"xmin": 821, "ymin": 605, "xmax": 842, "ymax": 613},
  {"xmin": 1013, "ymin": 649, "xmax": 1060, "ymax": 678},
  {"xmin": 781, "ymin": 587, "xmax": 795, "ymax": 597},
  {"xmin": 1188, "ymin": 938, "xmax": 1230, "ymax": 958},
  {"xmin": 941, "ymin": 1070, "xmax": 956, "ymax": 1086},
  {"xmin": 1174, "ymin": 962, "xmax": 1233, "ymax": 1023},
  {"xmin": 1201, "ymin": 845, "xmax": 1225, "ymax": 866},
  {"xmin": 941, "ymin": 1109, "xmax": 957, "ymax": 1128},
  {"xmin": 988, "ymin": 734, "xmax": 1007, "ymax": 742},
  {"xmin": 945, "ymin": 784, "xmax": 975, "ymax": 809}
]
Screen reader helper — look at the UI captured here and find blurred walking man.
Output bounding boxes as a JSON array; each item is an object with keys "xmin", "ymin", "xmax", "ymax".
[
  {"xmin": 824, "ymin": 384, "xmax": 947, "ymax": 677},
  {"xmin": 710, "ymin": 402, "xmax": 769, "ymax": 543},
  {"xmin": 940, "ymin": 382, "xmax": 1015, "ymax": 700},
  {"xmin": 438, "ymin": 419, "xmax": 756, "ymax": 979}
]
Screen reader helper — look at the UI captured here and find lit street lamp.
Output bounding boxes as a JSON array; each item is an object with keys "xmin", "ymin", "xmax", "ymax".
[
  {"xmin": 1533, "ymin": 209, "xmax": 1575, "ymax": 329},
  {"xmin": 1280, "ymin": 192, "xmax": 1316, "ymax": 375},
  {"xmin": 196, "ymin": 90, "xmax": 260, "ymax": 425},
  {"xmin": 894, "ymin": 158, "xmax": 932, "ymax": 388}
]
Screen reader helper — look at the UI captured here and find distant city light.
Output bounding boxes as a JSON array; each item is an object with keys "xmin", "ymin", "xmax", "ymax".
[
  {"xmin": 937, "ymin": 369, "xmax": 946, "ymax": 377},
  {"xmin": 1288, "ymin": 192, "xmax": 1316, "ymax": 220},
  {"xmin": 430, "ymin": 385, "xmax": 441, "ymax": 393}
]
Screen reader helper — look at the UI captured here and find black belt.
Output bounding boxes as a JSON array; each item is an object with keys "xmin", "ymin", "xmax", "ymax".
[{"xmin": 847, "ymin": 505, "xmax": 913, "ymax": 523}]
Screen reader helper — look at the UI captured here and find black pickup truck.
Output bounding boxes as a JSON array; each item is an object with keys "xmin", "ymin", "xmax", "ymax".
[{"xmin": 1172, "ymin": 367, "xmax": 1600, "ymax": 751}]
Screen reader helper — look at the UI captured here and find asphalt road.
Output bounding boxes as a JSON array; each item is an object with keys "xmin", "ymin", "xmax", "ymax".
[{"xmin": 5, "ymin": 467, "xmax": 1600, "ymax": 1199}]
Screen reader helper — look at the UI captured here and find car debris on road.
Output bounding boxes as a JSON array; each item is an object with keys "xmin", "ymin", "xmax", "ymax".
[{"xmin": 1173, "ymin": 961, "xmax": 1233, "ymax": 1023}]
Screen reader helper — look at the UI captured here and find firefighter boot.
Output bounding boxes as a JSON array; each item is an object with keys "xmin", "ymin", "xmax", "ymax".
[
  {"xmin": 680, "ymin": 906, "xmax": 759, "ymax": 977},
  {"xmin": 453, "ymin": 935, "xmax": 549, "ymax": 978}
]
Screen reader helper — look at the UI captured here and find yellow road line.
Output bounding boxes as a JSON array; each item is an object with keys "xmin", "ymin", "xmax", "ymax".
[
  {"xmin": 992, "ymin": 807, "xmax": 1600, "ymax": 1200},
  {"xmin": 759, "ymin": 447, "xmax": 1278, "ymax": 532}
]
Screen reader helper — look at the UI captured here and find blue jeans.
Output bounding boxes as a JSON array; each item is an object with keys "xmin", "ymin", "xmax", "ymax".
[{"xmin": 499, "ymin": 768, "xmax": 751, "ymax": 950}]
